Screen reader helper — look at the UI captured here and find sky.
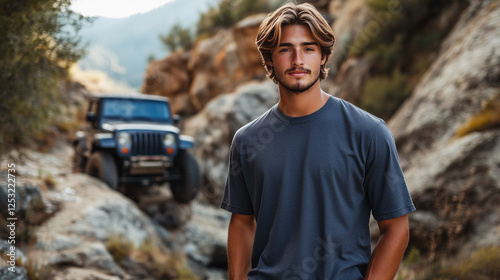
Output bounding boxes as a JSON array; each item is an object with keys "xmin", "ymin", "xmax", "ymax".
[{"xmin": 71, "ymin": 0, "xmax": 175, "ymax": 18}]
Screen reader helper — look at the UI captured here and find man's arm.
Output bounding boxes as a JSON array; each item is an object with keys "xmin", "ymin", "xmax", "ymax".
[
  {"xmin": 365, "ymin": 214, "xmax": 410, "ymax": 280},
  {"xmin": 228, "ymin": 213, "xmax": 256, "ymax": 280}
]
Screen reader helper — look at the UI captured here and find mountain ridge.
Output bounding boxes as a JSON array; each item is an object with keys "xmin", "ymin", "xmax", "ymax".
[{"xmin": 78, "ymin": 0, "xmax": 220, "ymax": 89}]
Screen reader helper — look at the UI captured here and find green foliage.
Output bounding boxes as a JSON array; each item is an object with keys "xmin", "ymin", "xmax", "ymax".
[
  {"xmin": 0, "ymin": 0, "xmax": 91, "ymax": 156},
  {"xmin": 366, "ymin": 35, "xmax": 404, "ymax": 72},
  {"xmin": 196, "ymin": 0, "xmax": 278, "ymax": 37},
  {"xmin": 160, "ymin": 24, "xmax": 194, "ymax": 53},
  {"xmin": 412, "ymin": 30, "xmax": 445, "ymax": 51},
  {"xmin": 147, "ymin": 54, "xmax": 156, "ymax": 63},
  {"xmin": 352, "ymin": 0, "xmax": 466, "ymax": 70},
  {"xmin": 106, "ymin": 233, "xmax": 134, "ymax": 262},
  {"xmin": 136, "ymin": 237, "xmax": 197, "ymax": 279},
  {"xmin": 404, "ymin": 247, "xmax": 422, "ymax": 265},
  {"xmin": 360, "ymin": 70, "xmax": 412, "ymax": 120},
  {"xmin": 23, "ymin": 260, "xmax": 54, "ymax": 280},
  {"xmin": 456, "ymin": 93, "xmax": 500, "ymax": 138},
  {"xmin": 348, "ymin": 0, "xmax": 469, "ymax": 119},
  {"xmin": 418, "ymin": 246, "xmax": 500, "ymax": 280}
]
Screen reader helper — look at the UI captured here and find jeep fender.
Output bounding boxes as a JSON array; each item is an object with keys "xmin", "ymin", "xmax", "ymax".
[
  {"xmin": 179, "ymin": 135, "xmax": 194, "ymax": 149},
  {"xmin": 92, "ymin": 133, "xmax": 116, "ymax": 149}
]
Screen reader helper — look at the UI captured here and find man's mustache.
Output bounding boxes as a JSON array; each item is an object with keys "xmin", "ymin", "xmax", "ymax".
[{"xmin": 285, "ymin": 67, "xmax": 311, "ymax": 74}]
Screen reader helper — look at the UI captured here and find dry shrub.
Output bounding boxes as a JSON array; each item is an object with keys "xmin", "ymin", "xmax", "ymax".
[
  {"xmin": 455, "ymin": 93, "xmax": 500, "ymax": 138},
  {"xmin": 105, "ymin": 233, "xmax": 134, "ymax": 262}
]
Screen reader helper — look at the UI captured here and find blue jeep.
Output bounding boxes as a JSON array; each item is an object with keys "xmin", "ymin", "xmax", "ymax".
[{"xmin": 73, "ymin": 93, "xmax": 200, "ymax": 203}]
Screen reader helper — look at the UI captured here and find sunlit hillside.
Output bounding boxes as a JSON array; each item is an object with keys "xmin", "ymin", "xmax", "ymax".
[{"xmin": 77, "ymin": 0, "xmax": 220, "ymax": 89}]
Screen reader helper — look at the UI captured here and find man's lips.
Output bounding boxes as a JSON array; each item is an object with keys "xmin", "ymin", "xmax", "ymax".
[{"xmin": 286, "ymin": 69, "xmax": 311, "ymax": 76}]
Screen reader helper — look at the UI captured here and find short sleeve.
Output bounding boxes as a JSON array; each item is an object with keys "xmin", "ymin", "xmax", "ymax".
[
  {"xmin": 220, "ymin": 133, "xmax": 254, "ymax": 215},
  {"xmin": 364, "ymin": 121, "xmax": 415, "ymax": 221}
]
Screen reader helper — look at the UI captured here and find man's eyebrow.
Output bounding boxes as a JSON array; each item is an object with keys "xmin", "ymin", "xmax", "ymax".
[{"xmin": 278, "ymin": 42, "xmax": 318, "ymax": 47}]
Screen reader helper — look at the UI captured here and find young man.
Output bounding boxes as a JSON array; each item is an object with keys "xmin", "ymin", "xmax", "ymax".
[{"xmin": 221, "ymin": 3, "xmax": 415, "ymax": 279}]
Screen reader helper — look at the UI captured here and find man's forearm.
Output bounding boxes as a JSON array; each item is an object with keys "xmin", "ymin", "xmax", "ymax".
[
  {"xmin": 228, "ymin": 214, "xmax": 256, "ymax": 280},
  {"xmin": 365, "ymin": 215, "xmax": 410, "ymax": 280}
]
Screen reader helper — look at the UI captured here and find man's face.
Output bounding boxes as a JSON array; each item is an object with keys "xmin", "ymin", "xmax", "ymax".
[{"xmin": 269, "ymin": 24, "xmax": 325, "ymax": 94}]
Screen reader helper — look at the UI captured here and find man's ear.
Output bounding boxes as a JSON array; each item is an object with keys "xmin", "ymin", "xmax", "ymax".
[
  {"xmin": 321, "ymin": 54, "xmax": 326, "ymax": 65},
  {"xmin": 265, "ymin": 57, "xmax": 273, "ymax": 67}
]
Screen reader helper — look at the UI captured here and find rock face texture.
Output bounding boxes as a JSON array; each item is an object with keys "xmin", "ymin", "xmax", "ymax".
[
  {"xmin": 387, "ymin": 0, "xmax": 500, "ymax": 258},
  {"xmin": 0, "ymin": 143, "xmax": 230, "ymax": 279},
  {"xmin": 322, "ymin": 0, "xmax": 370, "ymax": 103},
  {"xmin": 184, "ymin": 80, "xmax": 278, "ymax": 204},
  {"xmin": 141, "ymin": 52, "xmax": 192, "ymax": 114},
  {"xmin": 142, "ymin": 14, "xmax": 267, "ymax": 114},
  {"xmin": 187, "ymin": 14, "xmax": 268, "ymax": 112},
  {"xmin": 16, "ymin": 173, "xmax": 170, "ymax": 279}
]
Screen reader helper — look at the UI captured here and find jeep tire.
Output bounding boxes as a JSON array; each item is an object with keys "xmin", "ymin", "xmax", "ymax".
[
  {"xmin": 73, "ymin": 140, "xmax": 88, "ymax": 173},
  {"xmin": 170, "ymin": 150, "xmax": 200, "ymax": 204},
  {"xmin": 85, "ymin": 152, "xmax": 118, "ymax": 190}
]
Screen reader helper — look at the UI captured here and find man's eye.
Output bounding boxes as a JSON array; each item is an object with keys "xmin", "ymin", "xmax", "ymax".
[{"xmin": 279, "ymin": 49, "xmax": 290, "ymax": 52}]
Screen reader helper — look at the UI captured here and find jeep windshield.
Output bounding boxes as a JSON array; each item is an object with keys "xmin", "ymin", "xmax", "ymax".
[{"xmin": 101, "ymin": 98, "xmax": 171, "ymax": 124}]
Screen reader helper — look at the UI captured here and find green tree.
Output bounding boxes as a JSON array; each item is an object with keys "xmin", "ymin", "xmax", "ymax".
[
  {"xmin": 360, "ymin": 70, "xmax": 412, "ymax": 120},
  {"xmin": 196, "ymin": 0, "xmax": 276, "ymax": 37},
  {"xmin": 160, "ymin": 24, "xmax": 193, "ymax": 53},
  {"xmin": 0, "ymin": 0, "xmax": 90, "ymax": 155}
]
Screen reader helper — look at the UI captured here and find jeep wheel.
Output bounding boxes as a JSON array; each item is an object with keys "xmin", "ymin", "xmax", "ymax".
[
  {"xmin": 170, "ymin": 151, "xmax": 200, "ymax": 204},
  {"xmin": 85, "ymin": 152, "xmax": 118, "ymax": 189},
  {"xmin": 73, "ymin": 140, "xmax": 88, "ymax": 173}
]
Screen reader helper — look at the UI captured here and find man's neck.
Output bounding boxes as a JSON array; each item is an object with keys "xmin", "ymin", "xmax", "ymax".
[{"xmin": 277, "ymin": 82, "xmax": 329, "ymax": 117}]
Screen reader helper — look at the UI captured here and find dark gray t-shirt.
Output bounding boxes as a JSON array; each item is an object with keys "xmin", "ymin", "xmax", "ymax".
[{"xmin": 221, "ymin": 96, "xmax": 415, "ymax": 279}]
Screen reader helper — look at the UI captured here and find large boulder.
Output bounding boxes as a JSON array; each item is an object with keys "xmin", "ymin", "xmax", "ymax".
[
  {"xmin": 321, "ymin": 0, "xmax": 370, "ymax": 103},
  {"xmin": 141, "ymin": 51, "xmax": 193, "ymax": 115},
  {"xmin": 0, "ymin": 240, "xmax": 27, "ymax": 280},
  {"xmin": 188, "ymin": 14, "xmax": 268, "ymax": 111},
  {"xmin": 29, "ymin": 174, "xmax": 171, "ymax": 279},
  {"xmin": 142, "ymin": 14, "xmax": 268, "ymax": 114},
  {"xmin": 182, "ymin": 203, "xmax": 230, "ymax": 269},
  {"xmin": 387, "ymin": 0, "xmax": 500, "ymax": 259},
  {"xmin": 1, "ymin": 138, "xmax": 234, "ymax": 279},
  {"xmin": 389, "ymin": 0, "xmax": 500, "ymax": 159},
  {"xmin": 184, "ymin": 80, "xmax": 278, "ymax": 205}
]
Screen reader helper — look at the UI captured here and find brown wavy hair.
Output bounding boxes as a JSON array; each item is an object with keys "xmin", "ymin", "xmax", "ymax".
[{"xmin": 255, "ymin": 2, "xmax": 335, "ymax": 83}]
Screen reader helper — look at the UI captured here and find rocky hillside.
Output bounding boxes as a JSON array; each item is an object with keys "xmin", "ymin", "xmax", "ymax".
[
  {"xmin": 1, "ymin": 0, "xmax": 498, "ymax": 279},
  {"xmin": 142, "ymin": 14, "xmax": 268, "ymax": 115},
  {"xmin": 389, "ymin": 0, "xmax": 500, "ymax": 264},
  {"xmin": 0, "ymin": 82, "xmax": 229, "ymax": 279},
  {"xmin": 142, "ymin": 0, "xmax": 500, "ymax": 276},
  {"xmin": 0, "ymin": 141, "xmax": 230, "ymax": 279}
]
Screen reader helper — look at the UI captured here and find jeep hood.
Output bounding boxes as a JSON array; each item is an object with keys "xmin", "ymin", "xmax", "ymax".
[{"xmin": 101, "ymin": 122, "xmax": 180, "ymax": 134}]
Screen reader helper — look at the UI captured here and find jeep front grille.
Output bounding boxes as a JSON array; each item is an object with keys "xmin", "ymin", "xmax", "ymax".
[{"xmin": 131, "ymin": 132, "xmax": 164, "ymax": 155}]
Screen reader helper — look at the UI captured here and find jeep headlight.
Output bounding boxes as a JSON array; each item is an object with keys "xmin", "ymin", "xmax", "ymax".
[
  {"xmin": 163, "ymin": 134, "xmax": 176, "ymax": 147},
  {"xmin": 118, "ymin": 132, "xmax": 131, "ymax": 146}
]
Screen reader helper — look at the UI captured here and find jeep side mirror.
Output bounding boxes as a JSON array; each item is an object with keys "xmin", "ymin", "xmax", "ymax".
[
  {"xmin": 173, "ymin": 114, "xmax": 180, "ymax": 124},
  {"xmin": 86, "ymin": 112, "xmax": 96, "ymax": 123}
]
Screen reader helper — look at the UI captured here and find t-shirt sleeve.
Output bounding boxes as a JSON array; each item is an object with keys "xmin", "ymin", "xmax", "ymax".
[
  {"xmin": 220, "ymin": 133, "xmax": 254, "ymax": 215},
  {"xmin": 364, "ymin": 121, "xmax": 416, "ymax": 221}
]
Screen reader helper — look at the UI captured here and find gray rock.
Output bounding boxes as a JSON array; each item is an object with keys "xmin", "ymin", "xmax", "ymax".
[
  {"xmin": 384, "ymin": 0, "xmax": 500, "ymax": 259},
  {"xmin": 29, "ymin": 173, "xmax": 172, "ymax": 278},
  {"xmin": 0, "ymin": 183, "xmax": 48, "ymax": 223},
  {"xmin": 185, "ymin": 80, "xmax": 278, "ymax": 205},
  {"xmin": 52, "ymin": 267, "xmax": 122, "ymax": 280},
  {"xmin": 0, "ymin": 267, "xmax": 27, "ymax": 280},
  {"xmin": 50, "ymin": 242, "xmax": 125, "ymax": 277},
  {"xmin": 181, "ymin": 203, "xmax": 230, "ymax": 268},
  {"xmin": 0, "ymin": 240, "xmax": 27, "ymax": 265},
  {"xmin": 389, "ymin": 0, "xmax": 500, "ymax": 159}
]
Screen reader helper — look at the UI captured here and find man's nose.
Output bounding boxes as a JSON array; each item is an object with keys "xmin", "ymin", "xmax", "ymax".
[{"xmin": 292, "ymin": 50, "xmax": 304, "ymax": 66}]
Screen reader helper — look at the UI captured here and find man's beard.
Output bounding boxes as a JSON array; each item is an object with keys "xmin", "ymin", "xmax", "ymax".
[{"xmin": 275, "ymin": 68, "xmax": 320, "ymax": 94}]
